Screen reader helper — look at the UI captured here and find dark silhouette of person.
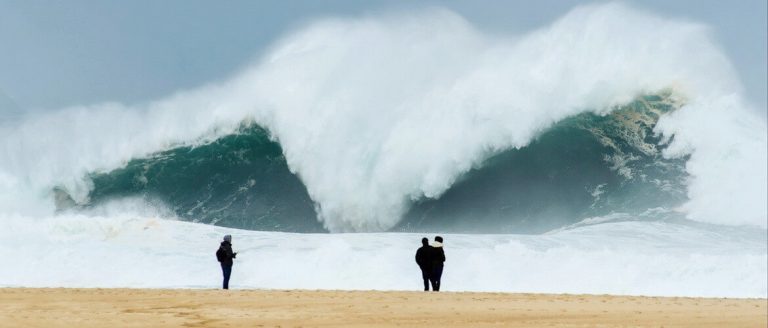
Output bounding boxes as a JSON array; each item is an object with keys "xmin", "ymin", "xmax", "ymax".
[
  {"xmin": 429, "ymin": 236, "xmax": 446, "ymax": 291},
  {"xmin": 414, "ymin": 237, "xmax": 434, "ymax": 291},
  {"xmin": 216, "ymin": 234, "xmax": 237, "ymax": 289}
]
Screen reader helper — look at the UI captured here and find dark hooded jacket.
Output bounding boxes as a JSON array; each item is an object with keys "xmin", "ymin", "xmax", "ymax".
[
  {"xmin": 218, "ymin": 241, "xmax": 236, "ymax": 266},
  {"xmin": 415, "ymin": 244, "xmax": 434, "ymax": 271},
  {"xmin": 431, "ymin": 242, "xmax": 445, "ymax": 267}
]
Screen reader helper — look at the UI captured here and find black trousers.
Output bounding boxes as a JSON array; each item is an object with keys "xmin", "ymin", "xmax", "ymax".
[
  {"xmin": 430, "ymin": 264, "xmax": 443, "ymax": 291},
  {"xmin": 221, "ymin": 264, "xmax": 232, "ymax": 289},
  {"xmin": 420, "ymin": 267, "xmax": 431, "ymax": 291}
]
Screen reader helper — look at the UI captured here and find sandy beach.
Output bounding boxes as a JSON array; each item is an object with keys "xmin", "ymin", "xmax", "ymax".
[{"xmin": 0, "ymin": 288, "xmax": 764, "ymax": 327}]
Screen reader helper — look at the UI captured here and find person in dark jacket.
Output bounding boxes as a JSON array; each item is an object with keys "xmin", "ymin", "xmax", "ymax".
[
  {"xmin": 429, "ymin": 236, "xmax": 446, "ymax": 291},
  {"xmin": 414, "ymin": 237, "xmax": 434, "ymax": 291},
  {"xmin": 217, "ymin": 234, "xmax": 237, "ymax": 289}
]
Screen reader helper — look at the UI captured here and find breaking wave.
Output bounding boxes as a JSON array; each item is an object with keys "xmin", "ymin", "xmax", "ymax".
[
  {"xmin": 77, "ymin": 93, "xmax": 686, "ymax": 233},
  {"xmin": 1, "ymin": 3, "xmax": 765, "ymax": 232}
]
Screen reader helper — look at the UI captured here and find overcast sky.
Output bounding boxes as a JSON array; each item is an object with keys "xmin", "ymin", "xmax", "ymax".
[{"xmin": 0, "ymin": 0, "xmax": 765, "ymax": 114}]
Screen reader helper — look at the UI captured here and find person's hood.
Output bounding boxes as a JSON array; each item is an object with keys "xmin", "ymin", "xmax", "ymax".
[
  {"xmin": 221, "ymin": 241, "xmax": 231, "ymax": 247},
  {"xmin": 432, "ymin": 242, "xmax": 443, "ymax": 248}
]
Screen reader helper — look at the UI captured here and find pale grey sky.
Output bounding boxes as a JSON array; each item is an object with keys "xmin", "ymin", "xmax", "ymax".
[{"xmin": 0, "ymin": 0, "xmax": 765, "ymax": 114}]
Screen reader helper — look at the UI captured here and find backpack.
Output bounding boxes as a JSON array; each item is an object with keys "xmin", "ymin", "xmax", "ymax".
[{"xmin": 216, "ymin": 247, "xmax": 226, "ymax": 262}]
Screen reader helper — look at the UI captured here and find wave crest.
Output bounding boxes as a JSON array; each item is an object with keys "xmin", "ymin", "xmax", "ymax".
[{"xmin": 0, "ymin": 3, "xmax": 765, "ymax": 231}]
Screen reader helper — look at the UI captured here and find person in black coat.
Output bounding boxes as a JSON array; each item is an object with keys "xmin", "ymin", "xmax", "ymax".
[
  {"xmin": 429, "ymin": 236, "xmax": 446, "ymax": 291},
  {"xmin": 217, "ymin": 234, "xmax": 237, "ymax": 289},
  {"xmin": 414, "ymin": 237, "xmax": 434, "ymax": 291}
]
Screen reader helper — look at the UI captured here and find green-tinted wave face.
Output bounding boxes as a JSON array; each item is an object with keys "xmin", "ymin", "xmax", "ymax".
[
  {"xmin": 86, "ymin": 125, "xmax": 324, "ymax": 232},
  {"xmin": 78, "ymin": 93, "xmax": 686, "ymax": 233},
  {"xmin": 396, "ymin": 94, "xmax": 687, "ymax": 233}
]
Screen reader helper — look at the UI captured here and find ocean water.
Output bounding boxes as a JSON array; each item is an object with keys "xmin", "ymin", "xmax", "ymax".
[
  {"xmin": 0, "ymin": 211, "xmax": 764, "ymax": 297},
  {"xmin": 0, "ymin": 3, "xmax": 765, "ymax": 297}
]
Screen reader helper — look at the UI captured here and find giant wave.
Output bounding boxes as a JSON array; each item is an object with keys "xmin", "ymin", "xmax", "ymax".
[
  {"xmin": 74, "ymin": 93, "xmax": 687, "ymax": 233},
  {"xmin": 0, "ymin": 3, "xmax": 765, "ymax": 296},
  {"xmin": 1, "ymin": 3, "xmax": 764, "ymax": 232}
]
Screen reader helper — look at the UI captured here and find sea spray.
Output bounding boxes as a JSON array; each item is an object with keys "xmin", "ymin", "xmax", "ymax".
[{"xmin": 0, "ymin": 3, "xmax": 764, "ymax": 232}]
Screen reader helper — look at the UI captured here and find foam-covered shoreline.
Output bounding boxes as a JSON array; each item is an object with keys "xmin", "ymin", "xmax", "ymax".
[{"xmin": 1, "ymin": 214, "xmax": 764, "ymax": 298}]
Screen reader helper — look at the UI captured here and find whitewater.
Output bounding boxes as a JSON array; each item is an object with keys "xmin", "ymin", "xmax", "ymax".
[{"xmin": 0, "ymin": 3, "xmax": 766, "ymax": 297}]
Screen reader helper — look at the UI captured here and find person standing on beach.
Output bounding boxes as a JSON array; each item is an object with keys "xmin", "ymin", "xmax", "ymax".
[
  {"xmin": 429, "ymin": 236, "xmax": 446, "ymax": 291},
  {"xmin": 216, "ymin": 234, "xmax": 237, "ymax": 290},
  {"xmin": 415, "ymin": 237, "xmax": 434, "ymax": 291}
]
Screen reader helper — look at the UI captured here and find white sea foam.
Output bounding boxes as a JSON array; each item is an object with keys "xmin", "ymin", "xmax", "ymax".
[
  {"xmin": 0, "ymin": 211, "xmax": 764, "ymax": 297},
  {"xmin": 0, "ymin": 3, "xmax": 765, "ymax": 232}
]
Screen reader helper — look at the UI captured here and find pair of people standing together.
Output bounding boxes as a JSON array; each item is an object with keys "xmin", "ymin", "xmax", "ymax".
[{"xmin": 415, "ymin": 236, "xmax": 446, "ymax": 291}]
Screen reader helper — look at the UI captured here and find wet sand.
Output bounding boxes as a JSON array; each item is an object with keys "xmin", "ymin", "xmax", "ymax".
[{"xmin": 0, "ymin": 288, "xmax": 765, "ymax": 327}]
